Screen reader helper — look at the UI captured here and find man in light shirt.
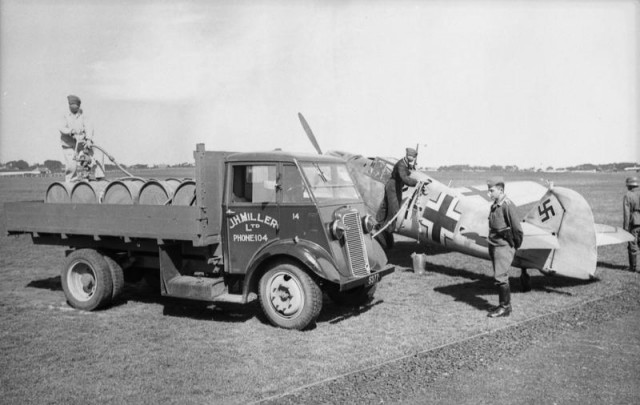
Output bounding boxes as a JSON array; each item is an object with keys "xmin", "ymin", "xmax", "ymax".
[{"xmin": 59, "ymin": 95, "xmax": 104, "ymax": 181}]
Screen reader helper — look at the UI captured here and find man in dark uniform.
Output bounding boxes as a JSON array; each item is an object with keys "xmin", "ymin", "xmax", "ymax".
[
  {"xmin": 377, "ymin": 148, "xmax": 419, "ymax": 234},
  {"xmin": 623, "ymin": 176, "xmax": 640, "ymax": 272},
  {"xmin": 486, "ymin": 176, "xmax": 523, "ymax": 318}
]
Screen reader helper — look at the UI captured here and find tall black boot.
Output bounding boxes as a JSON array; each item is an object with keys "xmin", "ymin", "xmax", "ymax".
[
  {"xmin": 520, "ymin": 268, "xmax": 531, "ymax": 292},
  {"xmin": 488, "ymin": 284, "xmax": 512, "ymax": 318},
  {"xmin": 629, "ymin": 252, "xmax": 638, "ymax": 273}
]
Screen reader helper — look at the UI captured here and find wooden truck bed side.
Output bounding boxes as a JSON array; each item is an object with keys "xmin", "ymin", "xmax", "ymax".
[
  {"xmin": 4, "ymin": 202, "xmax": 205, "ymax": 244},
  {"xmin": 3, "ymin": 146, "xmax": 233, "ymax": 246},
  {"xmin": 194, "ymin": 148, "xmax": 229, "ymax": 245}
]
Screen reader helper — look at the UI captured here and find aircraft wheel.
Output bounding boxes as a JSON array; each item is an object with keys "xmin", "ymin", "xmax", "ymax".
[
  {"xmin": 327, "ymin": 283, "xmax": 377, "ymax": 307},
  {"xmin": 258, "ymin": 261, "xmax": 322, "ymax": 330},
  {"xmin": 61, "ymin": 249, "xmax": 113, "ymax": 311}
]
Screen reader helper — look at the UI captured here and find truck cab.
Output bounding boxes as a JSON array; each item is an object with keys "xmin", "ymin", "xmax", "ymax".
[
  {"xmin": 4, "ymin": 145, "xmax": 394, "ymax": 330},
  {"xmin": 218, "ymin": 151, "xmax": 393, "ymax": 328}
]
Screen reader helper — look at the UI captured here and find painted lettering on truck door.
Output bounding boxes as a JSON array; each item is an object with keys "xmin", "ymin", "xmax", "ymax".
[{"xmin": 225, "ymin": 164, "xmax": 279, "ymax": 273}]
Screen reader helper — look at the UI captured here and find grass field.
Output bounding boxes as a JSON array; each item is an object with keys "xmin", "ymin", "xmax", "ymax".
[{"xmin": 0, "ymin": 170, "xmax": 637, "ymax": 404}]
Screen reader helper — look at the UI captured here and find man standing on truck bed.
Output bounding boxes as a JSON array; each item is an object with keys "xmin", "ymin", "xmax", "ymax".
[{"xmin": 59, "ymin": 95, "xmax": 104, "ymax": 181}]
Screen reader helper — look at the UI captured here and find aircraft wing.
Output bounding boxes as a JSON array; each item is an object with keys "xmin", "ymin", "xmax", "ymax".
[
  {"xmin": 594, "ymin": 223, "xmax": 634, "ymax": 246},
  {"xmin": 453, "ymin": 181, "xmax": 547, "ymax": 206}
]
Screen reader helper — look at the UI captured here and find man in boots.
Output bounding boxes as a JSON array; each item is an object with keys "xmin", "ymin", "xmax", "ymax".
[
  {"xmin": 623, "ymin": 176, "xmax": 640, "ymax": 272},
  {"xmin": 487, "ymin": 177, "xmax": 523, "ymax": 318},
  {"xmin": 376, "ymin": 147, "xmax": 419, "ymax": 248}
]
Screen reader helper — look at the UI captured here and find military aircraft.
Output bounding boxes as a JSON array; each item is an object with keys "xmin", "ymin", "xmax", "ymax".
[{"xmin": 297, "ymin": 113, "xmax": 634, "ymax": 280}]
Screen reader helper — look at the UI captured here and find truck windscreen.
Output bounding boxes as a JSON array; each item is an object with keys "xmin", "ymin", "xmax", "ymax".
[{"xmin": 301, "ymin": 163, "xmax": 360, "ymax": 203}]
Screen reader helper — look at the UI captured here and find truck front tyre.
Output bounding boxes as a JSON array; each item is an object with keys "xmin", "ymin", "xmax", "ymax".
[
  {"xmin": 61, "ymin": 249, "xmax": 113, "ymax": 311},
  {"xmin": 327, "ymin": 284, "xmax": 377, "ymax": 307},
  {"xmin": 258, "ymin": 263, "xmax": 322, "ymax": 330}
]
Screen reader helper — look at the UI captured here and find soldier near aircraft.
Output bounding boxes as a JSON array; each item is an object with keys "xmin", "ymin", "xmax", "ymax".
[
  {"xmin": 376, "ymin": 147, "xmax": 419, "ymax": 246},
  {"xmin": 486, "ymin": 176, "xmax": 523, "ymax": 318},
  {"xmin": 297, "ymin": 112, "xmax": 634, "ymax": 281},
  {"xmin": 623, "ymin": 176, "xmax": 640, "ymax": 272}
]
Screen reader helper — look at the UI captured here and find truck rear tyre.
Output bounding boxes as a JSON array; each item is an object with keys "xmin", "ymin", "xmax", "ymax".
[
  {"xmin": 61, "ymin": 249, "xmax": 113, "ymax": 311},
  {"xmin": 327, "ymin": 284, "xmax": 377, "ymax": 307},
  {"xmin": 103, "ymin": 255, "xmax": 125, "ymax": 300},
  {"xmin": 258, "ymin": 262, "xmax": 322, "ymax": 330}
]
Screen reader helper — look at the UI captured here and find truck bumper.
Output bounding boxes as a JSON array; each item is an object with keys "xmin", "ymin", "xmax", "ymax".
[{"xmin": 340, "ymin": 265, "xmax": 395, "ymax": 291}]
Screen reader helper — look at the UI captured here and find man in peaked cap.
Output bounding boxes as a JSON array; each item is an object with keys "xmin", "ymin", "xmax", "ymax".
[
  {"xmin": 486, "ymin": 176, "xmax": 523, "ymax": 318},
  {"xmin": 376, "ymin": 147, "xmax": 420, "ymax": 248},
  {"xmin": 623, "ymin": 176, "xmax": 640, "ymax": 272},
  {"xmin": 59, "ymin": 95, "xmax": 104, "ymax": 181}
]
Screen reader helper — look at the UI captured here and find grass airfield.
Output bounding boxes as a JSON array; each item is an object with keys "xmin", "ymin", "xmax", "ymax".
[{"xmin": 0, "ymin": 170, "xmax": 638, "ymax": 404}]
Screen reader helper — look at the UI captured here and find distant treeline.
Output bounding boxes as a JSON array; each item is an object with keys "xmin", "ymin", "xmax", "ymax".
[
  {"xmin": 0, "ymin": 159, "xmax": 194, "ymax": 173},
  {"xmin": 1, "ymin": 159, "xmax": 636, "ymax": 173},
  {"xmin": 437, "ymin": 162, "xmax": 639, "ymax": 172}
]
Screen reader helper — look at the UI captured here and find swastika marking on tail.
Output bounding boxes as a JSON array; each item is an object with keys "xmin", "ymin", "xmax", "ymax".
[{"xmin": 537, "ymin": 199, "xmax": 556, "ymax": 222}]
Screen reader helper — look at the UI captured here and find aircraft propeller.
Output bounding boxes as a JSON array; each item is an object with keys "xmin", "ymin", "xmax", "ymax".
[{"xmin": 298, "ymin": 113, "xmax": 323, "ymax": 155}]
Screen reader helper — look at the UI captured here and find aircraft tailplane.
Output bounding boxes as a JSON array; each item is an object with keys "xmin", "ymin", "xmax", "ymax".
[{"xmin": 518, "ymin": 186, "xmax": 597, "ymax": 280}]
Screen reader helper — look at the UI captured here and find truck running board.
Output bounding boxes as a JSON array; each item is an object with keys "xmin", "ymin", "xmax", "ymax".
[{"xmin": 163, "ymin": 275, "xmax": 227, "ymax": 301}]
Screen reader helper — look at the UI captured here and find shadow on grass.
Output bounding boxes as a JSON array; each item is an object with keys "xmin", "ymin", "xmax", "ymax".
[
  {"xmin": 597, "ymin": 261, "xmax": 630, "ymax": 271},
  {"xmin": 163, "ymin": 299, "xmax": 260, "ymax": 323},
  {"xmin": 27, "ymin": 276, "xmax": 62, "ymax": 291},
  {"xmin": 318, "ymin": 299, "xmax": 383, "ymax": 325},
  {"xmin": 433, "ymin": 271, "xmax": 598, "ymax": 311}
]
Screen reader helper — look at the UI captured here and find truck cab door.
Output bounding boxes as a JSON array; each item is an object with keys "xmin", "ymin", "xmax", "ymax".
[
  {"xmin": 278, "ymin": 163, "xmax": 325, "ymax": 246},
  {"xmin": 224, "ymin": 163, "xmax": 279, "ymax": 274}
]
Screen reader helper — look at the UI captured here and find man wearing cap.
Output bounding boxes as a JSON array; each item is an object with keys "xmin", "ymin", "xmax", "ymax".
[
  {"xmin": 59, "ymin": 95, "xmax": 104, "ymax": 181},
  {"xmin": 486, "ymin": 176, "xmax": 523, "ymax": 318},
  {"xmin": 377, "ymin": 148, "xmax": 419, "ymax": 245},
  {"xmin": 623, "ymin": 176, "xmax": 640, "ymax": 272}
]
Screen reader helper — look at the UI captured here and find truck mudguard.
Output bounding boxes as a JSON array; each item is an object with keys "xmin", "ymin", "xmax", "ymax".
[{"xmin": 243, "ymin": 239, "xmax": 341, "ymax": 298}]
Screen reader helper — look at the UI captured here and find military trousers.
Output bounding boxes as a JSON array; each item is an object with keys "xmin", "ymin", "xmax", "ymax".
[
  {"xmin": 488, "ymin": 244, "xmax": 515, "ymax": 285},
  {"xmin": 62, "ymin": 146, "xmax": 77, "ymax": 182},
  {"xmin": 629, "ymin": 226, "xmax": 640, "ymax": 266},
  {"xmin": 377, "ymin": 183, "xmax": 401, "ymax": 227}
]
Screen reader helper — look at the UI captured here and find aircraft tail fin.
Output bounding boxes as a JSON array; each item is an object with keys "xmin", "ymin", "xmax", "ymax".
[{"xmin": 518, "ymin": 186, "xmax": 597, "ymax": 280}]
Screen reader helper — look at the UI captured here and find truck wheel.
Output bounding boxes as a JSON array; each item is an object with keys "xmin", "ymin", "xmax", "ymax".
[
  {"xmin": 61, "ymin": 249, "xmax": 113, "ymax": 311},
  {"xmin": 327, "ymin": 284, "xmax": 377, "ymax": 307},
  {"xmin": 104, "ymin": 255, "xmax": 125, "ymax": 300},
  {"xmin": 258, "ymin": 262, "xmax": 322, "ymax": 330}
]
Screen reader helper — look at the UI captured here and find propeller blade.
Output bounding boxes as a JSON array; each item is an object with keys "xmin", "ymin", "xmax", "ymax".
[{"xmin": 298, "ymin": 113, "xmax": 323, "ymax": 155}]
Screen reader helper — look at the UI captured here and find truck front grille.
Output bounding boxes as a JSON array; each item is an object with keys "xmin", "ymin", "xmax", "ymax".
[{"xmin": 343, "ymin": 211, "xmax": 370, "ymax": 277}]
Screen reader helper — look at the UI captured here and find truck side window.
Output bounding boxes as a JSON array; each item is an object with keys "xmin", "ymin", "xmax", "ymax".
[
  {"xmin": 231, "ymin": 164, "xmax": 276, "ymax": 203},
  {"xmin": 282, "ymin": 164, "xmax": 310, "ymax": 203}
]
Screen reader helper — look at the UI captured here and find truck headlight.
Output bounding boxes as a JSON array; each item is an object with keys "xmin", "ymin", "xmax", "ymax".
[
  {"xmin": 361, "ymin": 214, "xmax": 376, "ymax": 234},
  {"xmin": 330, "ymin": 220, "xmax": 345, "ymax": 240}
]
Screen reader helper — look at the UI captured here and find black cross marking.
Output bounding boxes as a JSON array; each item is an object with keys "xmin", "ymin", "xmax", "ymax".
[
  {"xmin": 537, "ymin": 198, "xmax": 556, "ymax": 222},
  {"xmin": 422, "ymin": 194, "xmax": 460, "ymax": 243},
  {"xmin": 462, "ymin": 186, "xmax": 491, "ymax": 201}
]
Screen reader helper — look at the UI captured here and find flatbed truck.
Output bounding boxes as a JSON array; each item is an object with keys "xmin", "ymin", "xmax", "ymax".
[{"xmin": 3, "ymin": 144, "xmax": 394, "ymax": 330}]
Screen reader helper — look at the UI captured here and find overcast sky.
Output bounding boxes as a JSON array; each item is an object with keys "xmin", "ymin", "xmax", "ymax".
[{"xmin": 1, "ymin": 0, "xmax": 637, "ymax": 168}]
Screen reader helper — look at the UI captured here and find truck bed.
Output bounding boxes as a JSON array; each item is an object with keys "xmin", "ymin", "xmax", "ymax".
[{"xmin": 4, "ymin": 201, "xmax": 214, "ymax": 245}]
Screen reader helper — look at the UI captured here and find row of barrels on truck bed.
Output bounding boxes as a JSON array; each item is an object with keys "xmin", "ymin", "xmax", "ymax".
[{"xmin": 45, "ymin": 177, "xmax": 197, "ymax": 206}]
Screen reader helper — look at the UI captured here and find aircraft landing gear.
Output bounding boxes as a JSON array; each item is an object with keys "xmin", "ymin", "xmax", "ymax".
[{"xmin": 520, "ymin": 268, "xmax": 531, "ymax": 292}]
